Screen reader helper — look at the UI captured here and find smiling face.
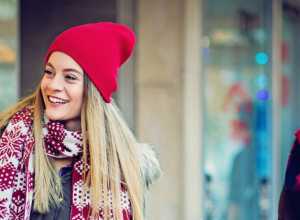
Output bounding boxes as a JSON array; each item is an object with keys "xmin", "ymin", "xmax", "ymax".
[{"xmin": 41, "ymin": 51, "xmax": 84, "ymax": 124}]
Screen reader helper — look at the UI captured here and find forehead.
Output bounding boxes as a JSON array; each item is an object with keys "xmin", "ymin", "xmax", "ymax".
[{"xmin": 46, "ymin": 51, "xmax": 83, "ymax": 72}]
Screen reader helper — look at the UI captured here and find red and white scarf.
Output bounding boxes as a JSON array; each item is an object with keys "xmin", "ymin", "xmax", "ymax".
[{"xmin": 0, "ymin": 107, "xmax": 132, "ymax": 220}]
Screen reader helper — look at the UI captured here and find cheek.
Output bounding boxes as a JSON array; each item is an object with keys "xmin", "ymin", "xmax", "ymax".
[
  {"xmin": 69, "ymin": 86, "xmax": 84, "ymax": 108},
  {"xmin": 71, "ymin": 94, "xmax": 84, "ymax": 116},
  {"xmin": 73, "ymin": 93, "xmax": 84, "ymax": 108}
]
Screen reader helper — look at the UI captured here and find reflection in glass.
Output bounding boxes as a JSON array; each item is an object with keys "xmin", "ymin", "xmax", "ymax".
[
  {"xmin": 202, "ymin": 0, "xmax": 272, "ymax": 219},
  {"xmin": 0, "ymin": 0, "xmax": 18, "ymax": 110}
]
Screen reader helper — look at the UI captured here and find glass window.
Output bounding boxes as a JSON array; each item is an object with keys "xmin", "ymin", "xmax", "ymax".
[
  {"xmin": 0, "ymin": 0, "xmax": 18, "ymax": 111},
  {"xmin": 202, "ymin": 0, "xmax": 272, "ymax": 219}
]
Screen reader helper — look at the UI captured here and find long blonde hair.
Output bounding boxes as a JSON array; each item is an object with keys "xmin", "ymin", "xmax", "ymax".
[{"xmin": 0, "ymin": 77, "xmax": 144, "ymax": 220}]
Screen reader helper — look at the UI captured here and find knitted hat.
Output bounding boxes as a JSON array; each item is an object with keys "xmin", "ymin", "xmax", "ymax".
[{"xmin": 44, "ymin": 22, "xmax": 136, "ymax": 103}]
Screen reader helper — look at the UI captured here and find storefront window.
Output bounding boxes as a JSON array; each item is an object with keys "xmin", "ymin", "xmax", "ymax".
[
  {"xmin": 202, "ymin": 0, "xmax": 272, "ymax": 219},
  {"xmin": 0, "ymin": 0, "xmax": 18, "ymax": 110}
]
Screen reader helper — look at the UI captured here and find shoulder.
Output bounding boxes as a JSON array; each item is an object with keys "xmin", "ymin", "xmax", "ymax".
[
  {"xmin": 1, "ymin": 105, "xmax": 34, "ymax": 132},
  {"xmin": 0, "ymin": 105, "xmax": 34, "ymax": 162},
  {"xmin": 285, "ymin": 129, "xmax": 300, "ymax": 170},
  {"xmin": 291, "ymin": 129, "xmax": 300, "ymax": 151},
  {"xmin": 138, "ymin": 143, "xmax": 161, "ymax": 188},
  {"xmin": 295, "ymin": 129, "xmax": 300, "ymax": 142},
  {"xmin": 10, "ymin": 106, "xmax": 34, "ymax": 126}
]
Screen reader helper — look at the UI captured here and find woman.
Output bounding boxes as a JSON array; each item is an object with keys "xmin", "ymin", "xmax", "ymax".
[
  {"xmin": 0, "ymin": 22, "xmax": 160, "ymax": 220},
  {"xmin": 278, "ymin": 130, "xmax": 300, "ymax": 220}
]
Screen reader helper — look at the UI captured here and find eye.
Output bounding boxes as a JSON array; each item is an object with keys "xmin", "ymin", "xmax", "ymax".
[
  {"xmin": 44, "ymin": 69, "xmax": 53, "ymax": 75},
  {"xmin": 65, "ymin": 74, "xmax": 78, "ymax": 81}
]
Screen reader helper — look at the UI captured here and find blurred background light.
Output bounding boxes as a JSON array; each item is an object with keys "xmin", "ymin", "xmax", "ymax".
[
  {"xmin": 256, "ymin": 74, "xmax": 268, "ymax": 89},
  {"xmin": 255, "ymin": 52, "xmax": 269, "ymax": 65},
  {"xmin": 256, "ymin": 89, "xmax": 269, "ymax": 101}
]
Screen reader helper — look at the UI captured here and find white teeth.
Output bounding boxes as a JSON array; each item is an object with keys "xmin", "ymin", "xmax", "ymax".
[{"xmin": 48, "ymin": 96, "xmax": 68, "ymax": 104}]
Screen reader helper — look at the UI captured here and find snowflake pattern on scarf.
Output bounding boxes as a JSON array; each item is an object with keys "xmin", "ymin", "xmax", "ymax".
[{"xmin": 0, "ymin": 107, "xmax": 132, "ymax": 220}]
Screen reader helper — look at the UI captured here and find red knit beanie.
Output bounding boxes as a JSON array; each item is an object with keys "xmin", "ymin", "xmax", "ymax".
[{"xmin": 44, "ymin": 22, "xmax": 136, "ymax": 103}]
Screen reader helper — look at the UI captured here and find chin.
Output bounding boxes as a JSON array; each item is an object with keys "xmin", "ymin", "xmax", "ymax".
[
  {"xmin": 45, "ymin": 110, "xmax": 65, "ymax": 121},
  {"xmin": 44, "ymin": 108, "xmax": 80, "ymax": 122}
]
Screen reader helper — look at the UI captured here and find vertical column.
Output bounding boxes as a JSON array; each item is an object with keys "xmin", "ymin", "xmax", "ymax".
[
  {"xmin": 272, "ymin": 0, "xmax": 282, "ymax": 219},
  {"xmin": 183, "ymin": 0, "xmax": 203, "ymax": 219},
  {"xmin": 136, "ymin": 0, "xmax": 185, "ymax": 219}
]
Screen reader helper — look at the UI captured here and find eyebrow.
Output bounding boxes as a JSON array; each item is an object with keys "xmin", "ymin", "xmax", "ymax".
[{"xmin": 46, "ymin": 62, "xmax": 83, "ymax": 75}]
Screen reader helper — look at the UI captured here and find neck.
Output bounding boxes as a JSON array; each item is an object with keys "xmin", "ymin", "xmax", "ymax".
[{"xmin": 64, "ymin": 118, "xmax": 81, "ymax": 131}]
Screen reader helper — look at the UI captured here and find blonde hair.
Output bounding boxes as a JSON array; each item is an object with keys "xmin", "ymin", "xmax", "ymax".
[{"xmin": 0, "ymin": 78, "xmax": 144, "ymax": 220}]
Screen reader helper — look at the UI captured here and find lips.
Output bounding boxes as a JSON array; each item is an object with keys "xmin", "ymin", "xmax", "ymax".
[{"xmin": 47, "ymin": 95, "xmax": 69, "ymax": 104}]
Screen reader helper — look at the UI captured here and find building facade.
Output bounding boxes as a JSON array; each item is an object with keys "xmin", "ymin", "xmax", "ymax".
[{"xmin": 1, "ymin": 0, "xmax": 300, "ymax": 219}]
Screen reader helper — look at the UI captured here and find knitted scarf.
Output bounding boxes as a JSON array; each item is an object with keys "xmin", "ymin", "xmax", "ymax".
[{"xmin": 0, "ymin": 107, "xmax": 132, "ymax": 220}]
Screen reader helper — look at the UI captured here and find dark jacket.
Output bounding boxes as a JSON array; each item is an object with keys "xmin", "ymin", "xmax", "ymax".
[{"xmin": 279, "ymin": 132, "xmax": 300, "ymax": 220}]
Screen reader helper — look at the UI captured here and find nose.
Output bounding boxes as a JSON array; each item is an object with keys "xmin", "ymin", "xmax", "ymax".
[{"xmin": 47, "ymin": 74, "xmax": 64, "ymax": 91}]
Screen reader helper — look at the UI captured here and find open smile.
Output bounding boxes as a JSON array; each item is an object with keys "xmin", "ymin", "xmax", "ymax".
[{"xmin": 47, "ymin": 95, "xmax": 69, "ymax": 104}]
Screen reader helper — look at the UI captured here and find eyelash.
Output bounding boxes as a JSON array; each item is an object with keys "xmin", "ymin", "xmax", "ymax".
[
  {"xmin": 44, "ymin": 70, "xmax": 52, "ymax": 75},
  {"xmin": 44, "ymin": 70, "xmax": 78, "ymax": 81},
  {"xmin": 65, "ymin": 75, "xmax": 77, "ymax": 80}
]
